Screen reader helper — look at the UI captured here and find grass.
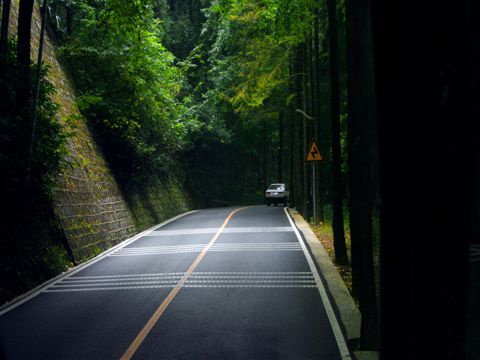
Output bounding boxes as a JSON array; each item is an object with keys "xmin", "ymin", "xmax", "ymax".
[
  {"xmin": 309, "ymin": 216, "xmax": 359, "ymax": 309},
  {"xmin": 307, "ymin": 203, "xmax": 381, "ymax": 313}
]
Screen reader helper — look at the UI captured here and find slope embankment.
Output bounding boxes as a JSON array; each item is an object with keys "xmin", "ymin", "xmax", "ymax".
[{"xmin": 2, "ymin": 1, "xmax": 195, "ymax": 303}]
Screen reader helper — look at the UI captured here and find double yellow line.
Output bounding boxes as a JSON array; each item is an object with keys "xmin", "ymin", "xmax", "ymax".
[{"xmin": 120, "ymin": 207, "xmax": 246, "ymax": 360}]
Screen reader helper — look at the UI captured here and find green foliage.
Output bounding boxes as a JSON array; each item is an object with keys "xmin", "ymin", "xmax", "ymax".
[
  {"xmin": 201, "ymin": 0, "xmax": 317, "ymax": 112},
  {"xmin": 0, "ymin": 40, "xmax": 72, "ymax": 304},
  {"xmin": 45, "ymin": 245, "xmax": 73, "ymax": 274},
  {"xmin": 54, "ymin": 0, "xmax": 200, "ymax": 177},
  {"xmin": 0, "ymin": 39, "xmax": 70, "ymax": 197},
  {"xmin": 179, "ymin": 0, "xmax": 323, "ymax": 205}
]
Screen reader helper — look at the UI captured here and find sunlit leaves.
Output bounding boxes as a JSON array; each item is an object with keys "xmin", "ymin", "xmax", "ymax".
[
  {"xmin": 57, "ymin": 0, "xmax": 200, "ymax": 174},
  {"xmin": 203, "ymin": 0, "xmax": 317, "ymax": 113}
]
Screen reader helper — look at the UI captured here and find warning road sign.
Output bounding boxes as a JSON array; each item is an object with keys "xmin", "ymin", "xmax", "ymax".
[{"xmin": 306, "ymin": 140, "xmax": 323, "ymax": 162}]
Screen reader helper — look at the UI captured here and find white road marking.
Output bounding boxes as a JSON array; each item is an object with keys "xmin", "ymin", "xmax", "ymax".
[
  {"xmin": 44, "ymin": 284, "xmax": 318, "ymax": 292},
  {"xmin": 284, "ymin": 207, "xmax": 351, "ymax": 360},
  {"xmin": 146, "ymin": 226, "xmax": 294, "ymax": 236},
  {"xmin": 63, "ymin": 275, "xmax": 315, "ymax": 282},
  {"xmin": 69, "ymin": 271, "xmax": 313, "ymax": 278},
  {"xmin": 116, "ymin": 244, "xmax": 300, "ymax": 252},
  {"xmin": 44, "ymin": 271, "xmax": 317, "ymax": 292},
  {"xmin": 52, "ymin": 280, "xmax": 317, "ymax": 287},
  {"xmin": 109, "ymin": 242, "xmax": 302, "ymax": 256},
  {"xmin": 0, "ymin": 210, "xmax": 199, "ymax": 317}
]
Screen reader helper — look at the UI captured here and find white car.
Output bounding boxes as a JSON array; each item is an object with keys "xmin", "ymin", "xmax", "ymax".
[{"xmin": 265, "ymin": 183, "xmax": 289, "ymax": 206}]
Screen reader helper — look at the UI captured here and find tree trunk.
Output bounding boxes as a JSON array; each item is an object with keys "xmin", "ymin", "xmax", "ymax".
[
  {"xmin": 327, "ymin": 0, "xmax": 348, "ymax": 265},
  {"xmin": 302, "ymin": 42, "xmax": 309, "ymax": 218},
  {"xmin": 309, "ymin": 30, "xmax": 321, "ymax": 224},
  {"xmin": 66, "ymin": 2, "xmax": 74, "ymax": 34},
  {"xmin": 16, "ymin": 0, "xmax": 35, "ymax": 123},
  {"xmin": 0, "ymin": 0, "xmax": 11, "ymax": 66},
  {"xmin": 371, "ymin": 0, "xmax": 472, "ymax": 358},
  {"xmin": 262, "ymin": 117, "xmax": 267, "ymax": 192},
  {"xmin": 295, "ymin": 46, "xmax": 303, "ymax": 211},
  {"xmin": 26, "ymin": 0, "xmax": 49, "ymax": 186},
  {"xmin": 278, "ymin": 111, "xmax": 284, "ymax": 182},
  {"xmin": 289, "ymin": 57, "xmax": 296, "ymax": 207},
  {"xmin": 0, "ymin": 0, "xmax": 11, "ymax": 105},
  {"xmin": 345, "ymin": 0, "xmax": 378, "ymax": 350},
  {"xmin": 313, "ymin": 11, "xmax": 324, "ymax": 222}
]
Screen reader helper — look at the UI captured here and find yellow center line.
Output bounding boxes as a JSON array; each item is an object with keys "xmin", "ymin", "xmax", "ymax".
[{"xmin": 119, "ymin": 207, "xmax": 246, "ymax": 360}]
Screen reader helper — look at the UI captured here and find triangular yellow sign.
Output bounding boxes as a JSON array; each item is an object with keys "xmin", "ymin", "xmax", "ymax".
[{"xmin": 306, "ymin": 141, "xmax": 323, "ymax": 162}]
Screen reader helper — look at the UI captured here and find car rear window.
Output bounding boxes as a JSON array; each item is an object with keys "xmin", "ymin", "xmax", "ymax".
[{"xmin": 268, "ymin": 184, "xmax": 284, "ymax": 190}]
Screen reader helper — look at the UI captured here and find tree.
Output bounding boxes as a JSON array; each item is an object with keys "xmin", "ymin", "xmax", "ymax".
[
  {"xmin": 16, "ymin": 0, "xmax": 35, "ymax": 124},
  {"xmin": 56, "ymin": 0, "xmax": 198, "ymax": 179},
  {"xmin": 345, "ymin": 0, "xmax": 378, "ymax": 349},
  {"xmin": 371, "ymin": 0, "xmax": 473, "ymax": 358},
  {"xmin": 0, "ymin": 0, "xmax": 11, "ymax": 61},
  {"xmin": 312, "ymin": 10, "xmax": 324, "ymax": 223},
  {"xmin": 326, "ymin": 0, "xmax": 348, "ymax": 265},
  {"xmin": 278, "ymin": 110, "xmax": 284, "ymax": 182},
  {"xmin": 26, "ymin": 0, "xmax": 50, "ymax": 186}
]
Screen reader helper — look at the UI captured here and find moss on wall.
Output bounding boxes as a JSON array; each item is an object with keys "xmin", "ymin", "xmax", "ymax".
[{"xmin": 125, "ymin": 175, "xmax": 195, "ymax": 231}]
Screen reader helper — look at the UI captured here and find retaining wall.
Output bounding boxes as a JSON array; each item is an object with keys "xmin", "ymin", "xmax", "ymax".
[{"xmin": 5, "ymin": 1, "xmax": 194, "ymax": 261}]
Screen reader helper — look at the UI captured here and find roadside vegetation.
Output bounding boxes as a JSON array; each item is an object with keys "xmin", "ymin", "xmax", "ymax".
[
  {"xmin": 1, "ymin": 0, "xmax": 380, "ymax": 351},
  {"xmin": 0, "ymin": 36, "xmax": 73, "ymax": 302},
  {"xmin": 309, "ymin": 204, "xmax": 381, "ymax": 313}
]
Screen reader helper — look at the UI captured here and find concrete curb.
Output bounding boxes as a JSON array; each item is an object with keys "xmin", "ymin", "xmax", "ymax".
[
  {"xmin": 288, "ymin": 208, "xmax": 380, "ymax": 360},
  {"xmin": 287, "ymin": 208, "xmax": 361, "ymax": 339}
]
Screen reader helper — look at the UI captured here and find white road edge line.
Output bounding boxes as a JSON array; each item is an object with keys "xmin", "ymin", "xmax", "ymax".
[
  {"xmin": 284, "ymin": 207, "xmax": 351, "ymax": 360},
  {"xmin": 0, "ymin": 209, "xmax": 199, "ymax": 317}
]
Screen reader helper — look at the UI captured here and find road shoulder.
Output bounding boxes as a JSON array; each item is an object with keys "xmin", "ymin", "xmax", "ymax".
[
  {"xmin": 288, "ymin": 208, "xmax": 379, "ymax": 360},
  {"xmin": 0, "ymin": 210, "xmax": 199, "ymax": 316}
]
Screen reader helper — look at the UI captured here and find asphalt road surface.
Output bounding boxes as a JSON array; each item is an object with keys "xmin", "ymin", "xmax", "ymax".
[{"xmin": 0, "ymin": 206, "xmax": 350, "ymax": 360}]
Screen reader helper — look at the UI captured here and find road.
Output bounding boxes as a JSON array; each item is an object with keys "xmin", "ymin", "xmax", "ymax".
[{"xmin": 0, "ymin": 206, "xmax": 349, "ymax": 359}]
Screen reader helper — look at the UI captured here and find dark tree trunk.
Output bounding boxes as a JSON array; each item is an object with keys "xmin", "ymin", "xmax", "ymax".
[
  {"xmin": 302, "ymin": 42, "xmax": 309, "ymax": 218},
  {"xmin": 0, "ymin": 0, "xmax": 11, "ymax": 65},
  {"xmin": 66, "ymin": 3, "xmax": 74, "ymax": 34},
  {"xmin": 313, "ymin": 11, "xmax": 324, "ymax": 222},
  {"xmin": 345, "ymin": 0, "xmax": 378, "ymax": 350},
  {"xmin": 262, "ymin": 117, "xmax": 267, "ymax": 192},
  {"xmin": 16, "ymin": 0, "xmax": 35, "ymax": 123},
  {"xmin": 289, "ymin": 59, "xmax": 296, "ymax": 207},
  {"xmin": 327, "ymin": 0, "xmax": 348, "ymax": 265},
  {"xmin": 295, "ymin": 46, "xmax": 304, "ymax": 211},
  {"xmin": 26, "ymin": 0, "xmax": 49, "ymax": 186},
  {"xmin": 371, "ymin": 0, "xmax": 472, "ymax": 359},
  {"xmin": 309, "ymin": 30, "xmax": 321, "ymax": 224},
  {"xmin": 278, "ymin": 111, "xmax": 284, "ymax": 182}
]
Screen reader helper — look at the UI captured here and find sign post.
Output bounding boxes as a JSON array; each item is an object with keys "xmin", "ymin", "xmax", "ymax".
[{"xmin": 305, "ymin": 140, "xmax": 323, "ymax": 225}]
